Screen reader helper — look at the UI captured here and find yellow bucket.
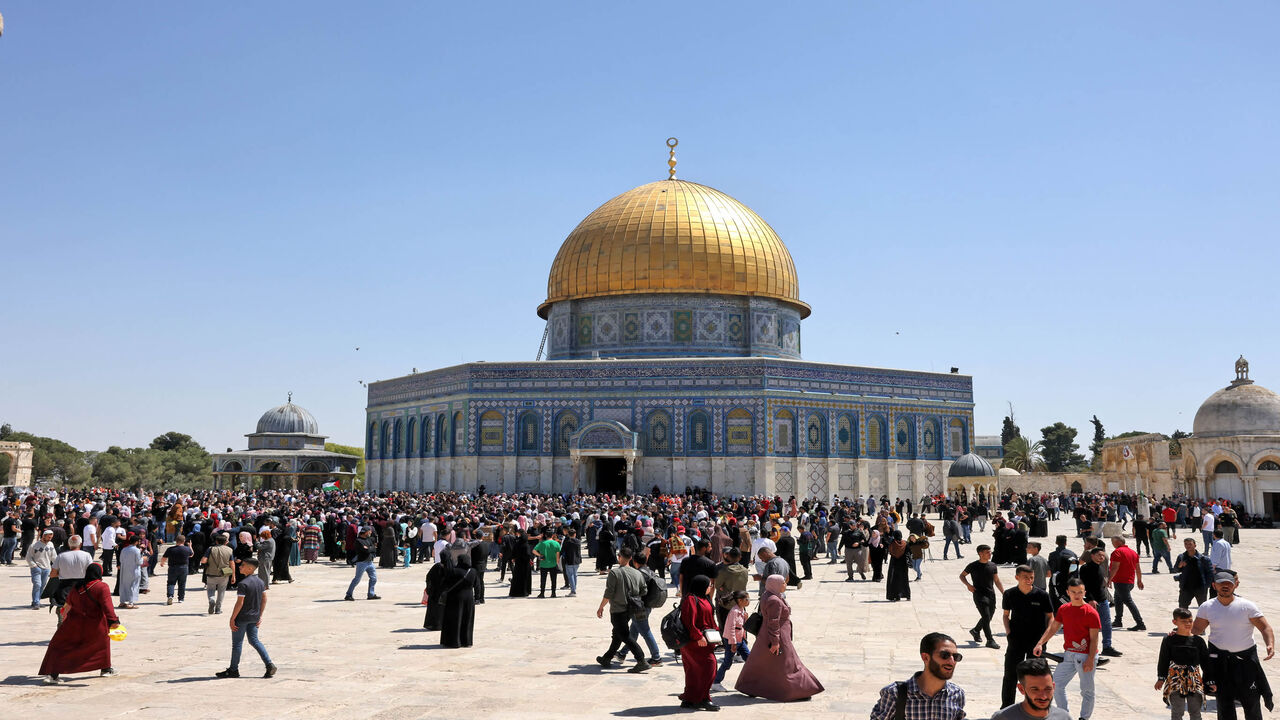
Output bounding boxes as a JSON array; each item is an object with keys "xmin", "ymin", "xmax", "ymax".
[{"xmin": 108, "ymin": 625, "xmax": 127, "ymax": 642}]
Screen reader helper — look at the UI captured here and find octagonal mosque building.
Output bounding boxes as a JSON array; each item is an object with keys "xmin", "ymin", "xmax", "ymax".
[{"xmin": 364, "ymin": 143, "xmax": 975, "ymax": 498}]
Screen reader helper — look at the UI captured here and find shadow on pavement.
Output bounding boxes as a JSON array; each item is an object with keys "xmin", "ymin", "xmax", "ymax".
[
  {"xmin": 163, "ymin": 676, "xmax": 220, "ymax": 683},
  {"xmin": 398, "ymin": 644, "xmax": 444, "ymax": 650},
  {"xmin": 0, "ymin": 641, "xmax": 48, "ymax": 647},
  {"xmin": 547, "ymin": 663, "xmax": 609, "ymax": 675},
  {"xmin": 390, "ymin": 628, "xmax": 428, "ymax": 633}
]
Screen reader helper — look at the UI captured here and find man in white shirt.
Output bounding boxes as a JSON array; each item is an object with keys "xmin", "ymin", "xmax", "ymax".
[
  {"xmin": 1209, "ymin": 529, "xmax": 1233, "ymax": 572},
  {"xmin": 100, "ymin": 520, "xmax": 120, "ymax": 576},
  {"xmin": 1194, "ymin": 572, "xmax": 1274, "ymax": 720},
  {"xmin": 82, "ymin": 518, "xmax": 98, "ymax": 560},
  {"xmin": 1201, "ymin": 511, "xmax": 1216, "ymax": 552}
]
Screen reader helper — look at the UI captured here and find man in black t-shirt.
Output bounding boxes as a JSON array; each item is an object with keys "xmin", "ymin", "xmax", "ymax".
[
  {"xmin": 678, "ymin": 538, "xmax": 716, "ymax": 597},
  {"xmin": 960, "ymin": 545, "xmax": 1004, "ymax": 649},
  {"xmin": 1000, "ymin": 564, "xmax": 1054, "ymax": 707},
  {"xmin": 1, "ymin": 512, "xmax": 18, "ymax": 565},
  {"xmin": 160, "ymin": 534, "xmax": 195, "ymax": 604}
]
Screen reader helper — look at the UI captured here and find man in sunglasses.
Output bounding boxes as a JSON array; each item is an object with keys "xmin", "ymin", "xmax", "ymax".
[
  {"xmin": 869, "ymin": 631, "xmax": 967, "ymax": 720},
  {"xmin": 1033, "ymin": 578, "xmax": 1100, "ymax": 720}
]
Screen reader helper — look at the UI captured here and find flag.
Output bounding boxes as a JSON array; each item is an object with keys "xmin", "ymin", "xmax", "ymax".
[{"xmin": 322, "ymin": 481, "xmax": 339, "ymax": 492}]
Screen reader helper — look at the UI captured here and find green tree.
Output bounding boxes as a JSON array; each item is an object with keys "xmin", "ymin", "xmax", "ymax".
[
  {"xmin": 0, "ymin": 453, "xmax": 10, "ymax": 480},
  {"xmin": 1000, "ymin": 416, "xmax": 1021, "ymax": 449},
  {"xmin": 149, "ymin": 431, "xmax": 201, "ymax": 452},
  {"xmin": 326, "ymin": 442, "xmax": 366, "ymax": 489},
  {"xmin": 1003, "ymin": 436, "xmax": 1045, "ymax": 472},
  {"xmin": 1041, "ymin": 422, "xmax": 1087, "ymax": 472},
  {"xmin": 1089, "ymin": 415, "xmax": 1105, "ymax": 470},
  {"xmin": 1169, "ymin": 429, "xmax": 1189, "ymax": 458},
  {"xmin": 0, "ymin": 423, "xmax": 12, "ymax": 439}
]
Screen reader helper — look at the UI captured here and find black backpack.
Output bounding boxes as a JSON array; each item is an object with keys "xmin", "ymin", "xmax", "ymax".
[
  {"xmin": 659, "ymin": 602, "xmax": 690, "ymax": 649},
  {"xmin": 642, "ymin": 568, "xmax": 669, "ymax": 609}
]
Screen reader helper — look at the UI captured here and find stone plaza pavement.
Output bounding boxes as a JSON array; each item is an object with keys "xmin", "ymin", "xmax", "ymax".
[{"xmin": 0, "ymin": 516, "xmax": 1276, "ymax": 719}]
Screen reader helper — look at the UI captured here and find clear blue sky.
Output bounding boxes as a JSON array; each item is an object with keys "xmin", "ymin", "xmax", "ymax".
[{"xmin": 4, "ymin": 2, "xmax": 1278, "ymax": 453}]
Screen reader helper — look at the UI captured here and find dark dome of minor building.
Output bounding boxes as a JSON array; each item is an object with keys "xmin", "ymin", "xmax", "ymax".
[
  {"xmin": 948, "ymin": 452, "xmax": 995, "ymax": 478},
  {"xmin": 256, "ymin": 401, "xmax": 319, "ymax": 435}
]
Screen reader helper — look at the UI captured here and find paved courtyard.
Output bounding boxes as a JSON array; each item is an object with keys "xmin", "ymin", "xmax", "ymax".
[{"xmin": 1, "ymin": 516, "xmax": 1274, "ymax": 719}]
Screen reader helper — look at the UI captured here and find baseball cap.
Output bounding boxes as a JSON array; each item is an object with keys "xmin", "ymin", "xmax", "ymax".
[{"xmin": 1214, "ymin": 571, "xmax": 1237, "ymax": 584}]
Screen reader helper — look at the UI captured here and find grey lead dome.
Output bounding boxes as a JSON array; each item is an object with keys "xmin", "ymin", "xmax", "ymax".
[
  {"xmin": 256, "ymin": 402, "xmax": 320, "ymax": 435},
  {"xmin": 947, "ymin": 452, "xmax": 996, "ymax": 478}
]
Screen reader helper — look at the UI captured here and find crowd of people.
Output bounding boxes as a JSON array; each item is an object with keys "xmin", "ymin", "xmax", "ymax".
[{"xmin": 2, "ymin": 484, "xmax": 1274, "ymax": 717}]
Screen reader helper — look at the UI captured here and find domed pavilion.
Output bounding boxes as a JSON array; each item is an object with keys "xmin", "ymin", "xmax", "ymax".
[
  {"xmin": 1180, "ymin": 356, "xmax": 1280, "ymax": 514},
  {"xmin": 364, "ymin": 141, "xmax": 976, "ymax": 498},
  {"xmin": 212, "ymin": 396, "xmax": 360, "ymax": 490}
]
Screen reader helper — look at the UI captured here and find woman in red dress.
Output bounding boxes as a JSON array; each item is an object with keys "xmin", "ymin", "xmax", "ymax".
[
  {"xmin": 679, "ymin": 574, "xmax": 720, "ymax": 711},
  {"xmin": 39, "ymin": 562, "xmax": 120, "ymax": 684}
]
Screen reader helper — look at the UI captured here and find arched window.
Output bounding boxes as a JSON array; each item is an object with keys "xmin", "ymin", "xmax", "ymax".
[
  {"xmin": 392, "ymin": 419, "xmax": 403, "ymax": 458},
  {"xmin": 806, "ymin": 413, "xmax": 826, "ymax": 456},
  {"xmin": 554, "ymin": 411, "xmax": 578, "ymax": 456},
  {"xmin": 837, "ymin": 413, "xmax": 856, "ymax": 456},
  {"xmin": 949, "ymin": 418, "xmax": 967, "ymax": 455},
  {"xmin": 1214, "ymin": 460, "xmax": 1239, "ymax": 474},
  {"xmin": 435, "ymin": 413, "xmax": 448, "ymax": 456},
  {"xmin": 687, "ymin": 410, "xmax": 711, "ymax": 454},
  {"xmin": 921, "ymin": 418, "xmax": 941, "ymax": 460},
  {"xmin": 895, "ymin": 417, "xmax": 913, "ymax": 457},
  {"xmin": 726, "ymin": 408, "xmax": 753, "ymax": 454},
  {"xmin": 866, "ymin": 415, "xmax": 886, "ymax": 457},
  {"xmin": 452, "ymin": 412, "xmax": 464, "ymax": 455},
  {"xmin": 380, "ymin": 420, "xmax": 392, "ymax": 458},
  {"xmin": 406, "ymin": 418, "xmax": 417, "ymax": 457},
  {"xmin": 367, "ymin": 421, "xmax": 377, "ymax": 458},
  {"xmin": 1260, "ymin": 460, "xmax": 1280, "ymax": 472},
  {"xmin": 420, "ymin": 417, "xmax": 431, "ymax": 457},
  {"xmin": 773, "ymin": 409, "xmax": 795, "ymax": 455},
  {"xmin": 518, "ymin": 411, "xmax": 539, "ymax": 454},
  {"xmin": 647, "ymin": 410, "xmax": 671, "ymax": 454},
  {"xmin": 480, "ymin": 410, "xmax": 504, "ymax": 453}
]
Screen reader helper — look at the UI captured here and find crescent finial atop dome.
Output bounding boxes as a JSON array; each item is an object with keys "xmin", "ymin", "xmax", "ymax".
[{"xmin": 666, "ymin": 137, "xmax": 678, "ymax": 180}]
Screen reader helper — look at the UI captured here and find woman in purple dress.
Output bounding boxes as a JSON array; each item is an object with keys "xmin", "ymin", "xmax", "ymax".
[{"xmin": 734, "ymin": 574, "xmax": 824, "ymax": 701}]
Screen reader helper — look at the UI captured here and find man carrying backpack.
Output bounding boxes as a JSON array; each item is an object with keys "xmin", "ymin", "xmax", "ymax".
[
  {"xmin": 596, "ymin": 546, "xmax": 650, "ymax": 674},
  {"xmin": 869, "ymin": 632, "xmax": 967, "ymax": 719},
  {"xmin": 614, "ymin": 548, "xmax": 667, "ymax": 667}
]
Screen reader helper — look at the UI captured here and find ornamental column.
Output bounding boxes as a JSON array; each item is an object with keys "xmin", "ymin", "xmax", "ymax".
[{"xmin": 626, "ymin": 454, "xmax": 636, "ymax": 495}]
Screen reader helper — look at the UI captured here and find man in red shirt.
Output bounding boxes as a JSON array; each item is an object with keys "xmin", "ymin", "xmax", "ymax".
[
  {"xmin": 1162, "ymin": 505, "xmax": 1178, "ymax": 538},
  {"xmin": 1108, "ymin": 535, "xmax": 1146, "ymax": 631},
  {"xmin": 1034, "ymin": 578, "xmax": 1100, "ymax": 719}
]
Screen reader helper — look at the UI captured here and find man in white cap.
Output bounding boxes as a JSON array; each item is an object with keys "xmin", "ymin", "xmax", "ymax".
[
  {"xmin": 26, "ymin": 529, "xmax": 58, "ymax": 609},
  {"xmin": 1193, "ymin": 571, "xmax": 1276, "ymax": 719}
]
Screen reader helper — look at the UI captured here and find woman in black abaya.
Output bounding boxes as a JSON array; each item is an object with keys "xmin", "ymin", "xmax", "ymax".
[
  {"xmin": 440, "ymin": 555, "xmax": 479, "ymax": 648},
  {"xmin": 273, "ymin": 525, "xmax": 294, "ymax": 583},
  {"xmin": 379, "ymin": 524, "xmax": 398, "ymax": 569},
  {"xmin": 423, "ymin": 553, "xmax": 455, "ymax": 631},
  {"xmin": 507, "ymin": 530, "xmax": 533, "ymax": 597},
  {"xmin": 885, "ymin": 530, "xmax": 911, "ymax": 602},
  {"xmin": 595, "ymin": 524, "xmax": 616, "ymax": 574}
]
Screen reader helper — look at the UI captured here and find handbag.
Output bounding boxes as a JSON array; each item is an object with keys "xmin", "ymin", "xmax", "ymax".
[
  {"xmin": 701, "ymin": 628, "xmax": 723, "ymax": 645},
  {"xmin": 420, "ymin": 588, "xmax": 430, "ymax": 606},
  {"xmin": 744, "ymin": 608, "xmax": 764, "ymax": 636}
]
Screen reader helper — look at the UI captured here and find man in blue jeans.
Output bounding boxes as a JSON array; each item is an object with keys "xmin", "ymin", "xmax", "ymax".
[
  {"xmin": 344, "ymin": 526, "xmax": 380, "ymax": 601},
  {"xmin": 217, "ymin": 557, "xmax": 276, "ymax": 678}
]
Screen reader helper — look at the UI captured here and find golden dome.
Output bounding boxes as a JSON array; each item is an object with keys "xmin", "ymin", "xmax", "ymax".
[{"xmin": 539, "ymin": 179, "xmax": 808, "ymax": 318}]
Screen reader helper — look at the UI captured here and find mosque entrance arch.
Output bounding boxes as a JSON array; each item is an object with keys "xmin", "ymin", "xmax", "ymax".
[{"xmin": 594, "ymin": 457, "xmax": 628, "ymax": 495}]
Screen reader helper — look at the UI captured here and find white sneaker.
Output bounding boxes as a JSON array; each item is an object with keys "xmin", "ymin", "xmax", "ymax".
[{"xmin": 711, "ymin": 683, "xmax": 727, "ymax": 693}]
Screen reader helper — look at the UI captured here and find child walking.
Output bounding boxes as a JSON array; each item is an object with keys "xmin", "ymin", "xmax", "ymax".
[
  {"xmin": 711, "ymin": 591, "xmax": 751, "ymax": 692},
  {"xmin": 1155, "ymin": 607, "xmax": 1209, "ymax": 720}
]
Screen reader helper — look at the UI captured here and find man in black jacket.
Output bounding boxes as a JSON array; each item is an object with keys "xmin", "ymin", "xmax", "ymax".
[
  {"xmin": 343, "ymin": 526, "xmax": 380, "ymax": 601},
  {"xmin": 560, "ymin": 526, "xmax": 582, "ymax": 597},
  {"xmin": 1080, "ymin": 545, "xmax": 1120, "ymax": 658},
  {"xmin": 1174, "ymin": 537, "xmax": 1213, "ymax": 609}
]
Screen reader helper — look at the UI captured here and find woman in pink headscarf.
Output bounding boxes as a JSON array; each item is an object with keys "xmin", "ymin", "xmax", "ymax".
[{"xmin": 734, "ymin": 575, "xmax": 824, "ymax": 702}]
